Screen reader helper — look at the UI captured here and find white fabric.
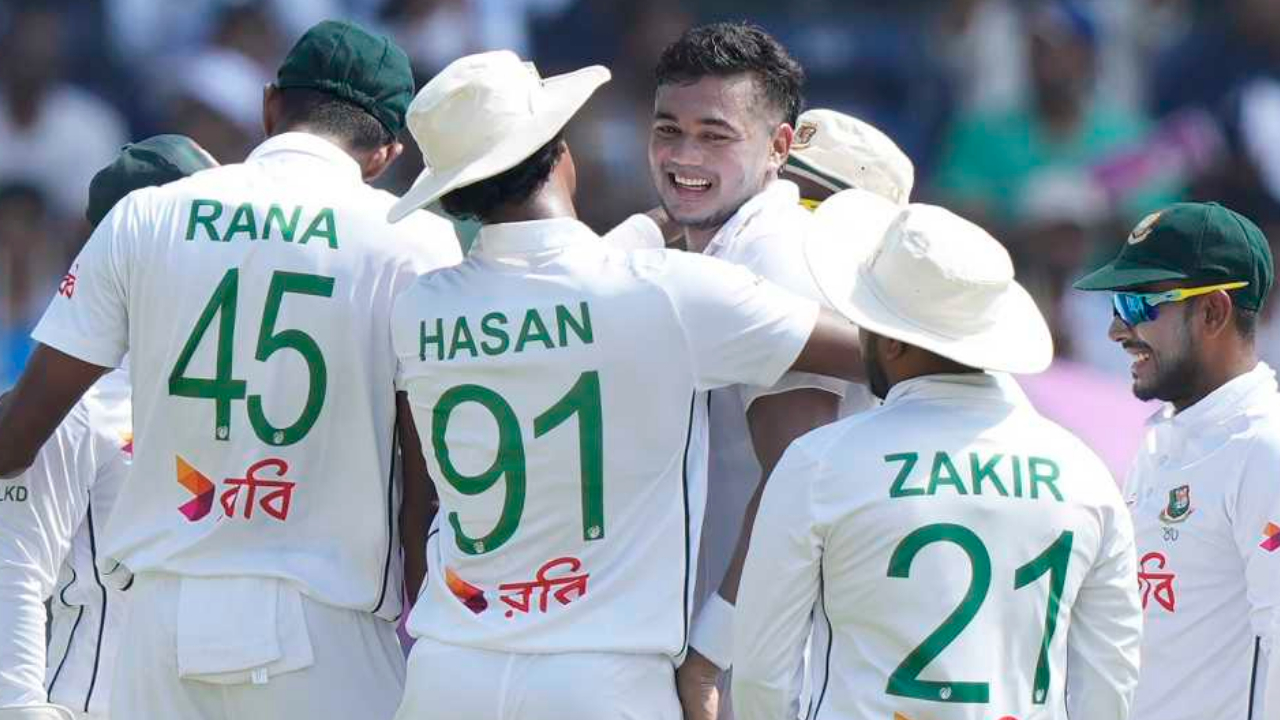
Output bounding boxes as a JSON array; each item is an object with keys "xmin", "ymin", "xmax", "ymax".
[
  {"xmin": 0, "ymin": 372, "xmax": 131, "ymax": 715},
  {"xmin": 788, "ymin": 109, "xmax": 914, "ymax": 204},
  {"xmin": 808, "ymin": 202, "xmax": 1054, "ymax": 374},
  {"xmin": 391, "ymin": 51, "xmax": 610, "ymax": 221},
  {"xmin": 174, "ymin": 577, "xmax": 313, "ymax": 684},
  {"xmin": 685, "ymin": 182, "xmax": 865, "ymax": 657},
  {"xmin": 392, "ymin": 216, "xmax": 818, "ymax": 657},
  {"xmin": 110, "ymin": 573, "xmax": 404, "ymax": 720},
  {"xmin": 600, "ymin": 213, "xmax": 664, "ymax": 251},
  {"xmin": 0, "ymin": 706, "xmax": 76, "ymax": 720},
  {"xmin": 31, "ymin": 132, "xmax": 462, "ymax": 621},
  {"xmin": 1127, "ymin": 362, "xmax": 1280, "ymax": 720},
  {"xmin": 733, "ymin": 373, "xmax": 1142, "ymax": 720},
  {"xmin": 395, "ymin": 637, "xmax": 681, "ymax": 720},
  {"xmin": 688, "ymin": 592, "xmax": 735, "ymax": 671}
]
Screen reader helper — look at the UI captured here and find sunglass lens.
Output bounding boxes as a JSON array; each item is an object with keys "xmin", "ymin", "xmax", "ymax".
[{"xmin": 1113, "ymin": 293, "xmax": 1156, "ymax": 325}]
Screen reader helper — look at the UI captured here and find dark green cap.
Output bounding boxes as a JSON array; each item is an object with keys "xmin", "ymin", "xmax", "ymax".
[
  {"xmin": 276, "ymin": 19, "xmax": 414, "ymax": 135},
  {"xmin": 86, "ymin": 135, "xmax": 217, "ymax": 229},
  {"xmin": 1073, "ymin": 202, "xmax": 1274, "ymax": 311}
]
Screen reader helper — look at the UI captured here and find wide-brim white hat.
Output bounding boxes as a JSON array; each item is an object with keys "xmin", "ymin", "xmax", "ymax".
[
  {"xmin": 389, "ymin": 51, "xmax": 610, "ymax": 223},
  {"xmin": 806, "ymin": 198, "xmax": 1053, "ymax": 374},
  {"xmin": 787, "ymin": 108, "xmax": 915, "ymax": 205}
]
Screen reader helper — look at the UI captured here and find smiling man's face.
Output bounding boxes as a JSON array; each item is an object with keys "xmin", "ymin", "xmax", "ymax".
[
  {"xmin": 1108, "ymin": 281, "xmax": 1201, "ymax": 404},
  {"xmin": 648, "ymin": 73, "xmax": 787, "ymax": 240}
]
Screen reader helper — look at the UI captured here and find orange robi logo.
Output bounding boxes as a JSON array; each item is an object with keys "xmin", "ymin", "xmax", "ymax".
[{"xmin": 176, "ymin": 456, "xmax": 215, "ymax": 521}]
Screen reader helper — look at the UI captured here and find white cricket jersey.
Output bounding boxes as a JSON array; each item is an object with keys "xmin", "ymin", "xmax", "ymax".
[
  {"xmin": 1126, "ymin": 362, "xmax": 1280, "ymax": 720},
  {"xmin": 0, "ymin": 370, "xmax": 130, "ymax": 715},
  {"xmin": 733, "ymin": 373, "xmax": 1142, "ymax": 720},
  {"xmin": 392, "ymin": 217, "xmax": 819, "ymax": 657},
  {"xmin": 693, "ymin": 181, "xmax": 872, "ymax": 611},
  {"xmin": 31, "ymin": 133, "xmax": 462, "ymax": 620}
]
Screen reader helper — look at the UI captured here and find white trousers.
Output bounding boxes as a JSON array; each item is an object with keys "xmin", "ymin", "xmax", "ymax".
[
  {"xmin": 0, "ymin": 706, "xmax": 76, "ymax": 720},
  {"xmin": 394, "ymin": 638, "xmax": 681, "ymax": 720},
  {"xmin": 110, "ymin": 574, "xmax": 405, "ymax": 720}
]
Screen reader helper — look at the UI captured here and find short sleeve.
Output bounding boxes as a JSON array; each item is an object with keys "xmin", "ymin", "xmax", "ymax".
[
  {"xmin": 660, "ymin": 253, "xmax": 818, "ymax": 392},
  {"xmin": 602, "ymin": 214, "xmax": 664, "ymax": 251},
  {"xmin": 30, "ymin": 197, "xmax": 137, "ymax": 368}
]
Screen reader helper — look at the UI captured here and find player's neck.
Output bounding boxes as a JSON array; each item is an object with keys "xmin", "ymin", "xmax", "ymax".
[{"xmin": 487, "ymin": 187, "xmax": 578, "ymax": 225}]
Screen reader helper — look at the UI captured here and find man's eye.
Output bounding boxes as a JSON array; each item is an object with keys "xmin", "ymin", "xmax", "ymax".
[
  {"xmin": 704, "ymin": 133, "xmax": 730, "ymax": 142},
  {"xmin": 655, "ymin": 125, "xmax": 680, "ymax": 137}
]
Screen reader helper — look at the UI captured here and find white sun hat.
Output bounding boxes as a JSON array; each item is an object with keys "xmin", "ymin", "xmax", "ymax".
[
  {"xmin": 786, "ymin": 108, "xmax": 915, "ymax": 205},
  {"xmin": 806, "ymin": 202, "xmax": 1053, "ymax": 374},
  {"xmin": 388, "ymin": 51, "xmax": 610, "ymax": 223}
]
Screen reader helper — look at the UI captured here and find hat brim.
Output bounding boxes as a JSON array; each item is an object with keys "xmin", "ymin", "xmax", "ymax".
[
  {"xmin": 388, "ymin": 66, "xmax": 609, "ymax": 223},
  {"xmin": 1072, "ymin": 261, "xmax": 1191, "ymax": 291},
  {"xmin": 807, "ymin": 231, "xmax": 1054, "ymax": 375}
]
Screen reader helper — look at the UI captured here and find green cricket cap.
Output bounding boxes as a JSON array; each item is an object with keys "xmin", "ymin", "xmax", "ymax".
[
  {"xmin": 1073, "ymin": 202, "xmax": 1274, "ymax": 311},
  {"xmin": 86, "ymin": 135, "xmax": 217, "ymax": 229},
  {"xmin": 276, "ymin": 19, "xmax": 414, "ymax": 135}
]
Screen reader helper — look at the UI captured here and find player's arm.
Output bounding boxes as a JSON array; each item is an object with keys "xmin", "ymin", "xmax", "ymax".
[
  {"xmin": 0, "ymin": 405, "xmax": 92, "ymax": 706},
  {"xmin": 731, "ymin": 441, "xmax": 826, "ymax": 720},
  {"xmin": 397, "ymin": 392, "xmax": 436, "ymax": 605},
  {"xmin": 0, "ymin": 346, "xmax": 108, "ymax": 478},
  {"xmin": 789, "ymin": 308, "xmax": 863, "ymax": 381},
  {"xmin": 1065, "ymin": 491, "xmax": 1142, "ymax": 719}
]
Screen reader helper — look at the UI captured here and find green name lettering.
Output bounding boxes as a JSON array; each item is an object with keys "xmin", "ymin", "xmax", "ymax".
[
  {"xmin": 969, "ymin": 453, "xmax": 1009, "ymax": 497},
  {"xmin": 515, "ymin": 308, "xmax": 555, "ymax": 352},
  {"xmin": 927, "ymin": 451, "xmax": 968, "ymax": 495},
  {"xmin": 556, "ymin": 302, "xmax": 593, "ymax": 347},
  {"xmin": 887, "ymin": 452, "xmax": 922, "ymax": 498},
  {"xmin": 185, "ymin": 199, "xmax": 223, "ymax": 241},
  {"xmin": 299, "ymin": 208, "xmax": 338, "ymax": 249},
  {"xmin": 448, "ymin": 317, "xmax": 479, "ymax": 360},
  {"xmin": 480, "ymin": 312, "xmax": 510, "ymax": 355},
  {"xmin": 420, "ymin": 318, "xmax": 445, "ymax": 361},
  {"xmin": 1029, "ymin": 457, "xmax": 1064, "ymax": 502},
  {"xmin": 264, "ymin": 204, "xmax": 302, "ymax": 242}
]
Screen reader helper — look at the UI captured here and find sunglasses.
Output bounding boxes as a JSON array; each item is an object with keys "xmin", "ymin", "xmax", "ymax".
[{"xmin": 1111, "ymin": 281, "xmax": 1249, "ymax": 326}]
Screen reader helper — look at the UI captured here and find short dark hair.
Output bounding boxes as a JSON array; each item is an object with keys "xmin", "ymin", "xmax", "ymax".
[
  {"xmin": 655, "ymin": 22, "xmax": 805, "ymax": 126},
  {"xmin": 1235, "ymin": 305, "xmax": 1258, "ymax": 340},
  {"xmin": 440, "ymin": 134, "xmax": 566, "ymax": 224},
  {"xmin": 275, "ymin": 87, "xmax": 395, "ymax": 151}
]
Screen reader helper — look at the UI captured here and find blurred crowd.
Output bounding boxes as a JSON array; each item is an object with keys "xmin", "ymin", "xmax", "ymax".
[{"xmin": 3, "ymin": 0, "xmax": 1280, "ymax": 392}]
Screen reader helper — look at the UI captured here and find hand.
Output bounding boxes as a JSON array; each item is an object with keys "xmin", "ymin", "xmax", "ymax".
[
  {"xmin": 676, "ymin": 648, "xmax": 722, "ymax": 720},
  {"xmin": 643, "ymin": 206, "xmax": 686, "ymax": 249}
]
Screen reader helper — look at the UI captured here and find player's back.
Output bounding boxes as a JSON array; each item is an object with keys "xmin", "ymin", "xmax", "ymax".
[
  {"xmin": 37, "ymin": 133, "xmax": 461, "ymax": 616},
  {"xmin": 393, "ymin": 218, "xmax": 817, "ymax": 657},
  {"xmin": 796, "ymin": 373, "xmax": 1137, "ymax": 720}
]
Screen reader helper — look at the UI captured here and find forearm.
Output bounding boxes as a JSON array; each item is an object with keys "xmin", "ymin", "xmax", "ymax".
[{"xmin": 0, "ymin": 346, "xmax": 107, "ymax": 478}]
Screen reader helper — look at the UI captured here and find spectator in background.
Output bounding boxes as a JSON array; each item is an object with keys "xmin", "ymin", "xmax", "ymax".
[
  {"xmin": 165, "ymin": 50, "xmax": 268, "ymax": 163},
  {"xmin": 0, "ymin": 185, "xmax": 61, "ymax": 389},
  {"xmin": 0, "ymin": 3, "xmax": 127, "ymax": 220},
  {"xmin": 932, "ymin": 0, "xmax": 1173, "ymax": 231}
]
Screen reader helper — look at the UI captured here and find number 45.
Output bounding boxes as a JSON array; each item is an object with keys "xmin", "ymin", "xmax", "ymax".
[{"xmin": 169, "ymin": 269, "xmax": 334, "ymax": 446}]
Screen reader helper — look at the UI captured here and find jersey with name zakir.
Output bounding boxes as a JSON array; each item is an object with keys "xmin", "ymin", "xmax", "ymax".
[
  {"xmin": 1126, "ymin": 363, "xmax": 1280, "ymax": 720},
  {"xmin": 392, "ymin": 218, "xmax": 818, "ymax": 657},
  {"xmin": 0, "ymin": 371, "xmax": 130, "ymax": 714},
  {"xmin": 32, "ymin": 133, "xmax": 462, "ymax": 620},
  {"xmin": 733, "ymin": 373, "xmax": 1142, "ymax": 720}
]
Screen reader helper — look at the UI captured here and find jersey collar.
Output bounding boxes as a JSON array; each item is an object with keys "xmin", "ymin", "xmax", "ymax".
[
  {"xmin": 882, "ymin": 372, "xmax": 1024, "ymax": 407},
  {"xmin": 246, "ymin": 132, "xmax": 363, "ymax": 182},
  {"xmin": 1155, "ymin": 361, "xmax": 1278, "ymax": 430},
  {"xmin": 704, "ymin": 180, "xmax": 800, "ymax": 258},
  {"xmin": 471, "ymin": 217, "xmax": 597, "ymax": 259}
]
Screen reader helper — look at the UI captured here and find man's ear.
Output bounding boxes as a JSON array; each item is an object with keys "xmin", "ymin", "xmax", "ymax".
[
  {"xmin": 1200, "ymin": 290, "xmax": 1236, "ymax": 338},
  {"xmin": 361, "ymin": 141, "xmax": 404, "ymax": 181},
  {"xmin": 768, "ymin": 122, "xmax": 794, "ymax": 174},
  {"xmin": 882, "ymin": 335, "xmax": 910, "ymax": 362},
  {"xmin": 262, "ymin": 84, "xmax": 279, "ymax": 137}
]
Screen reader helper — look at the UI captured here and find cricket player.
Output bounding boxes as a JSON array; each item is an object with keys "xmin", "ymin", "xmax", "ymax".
[
  {"xmin": 384, "ymin": 50, "xmax": 865, "ymax": 720},
  {"xmin": 1073, "ymin": 202, "xmax": 1280, "ymax": 720},
  {"xmin": 734, "ymin": 197, "xmax": 1143, "ymax": 720},
  {"xmin": 0, "ymin": 20, "xmax": 461, "ymax": 720},
  {"xmin": 631, "ymin": 26, "xmax": 923, "ymax": 716},
  {"xmin": 0, "ymin": 136, "xmax": 216, "ymax": 720},
  {"xmin": 606, "ymin": 106, "xmax": 914, "ymax": 250}
]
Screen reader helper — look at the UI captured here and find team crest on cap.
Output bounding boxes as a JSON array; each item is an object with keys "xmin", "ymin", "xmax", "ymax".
[
  {"xmin": 1127, "ymin": 211, "xmax": 1163, "ymax": 245},
  {"xmin": 793, "ymin": 121, "xmax": 818, "ymax": 149},
  {"xmin": 1159, "ymin": 485, "xmax": 1193, "ymax": 523}
]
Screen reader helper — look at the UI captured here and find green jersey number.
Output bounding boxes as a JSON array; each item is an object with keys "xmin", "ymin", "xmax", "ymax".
[
  {"xmin": 432, "ymin": 371, "xmax": 604, "ymax": 555},
  {"xmin": 169, "ymin": 269, "xmax": 335, "ymax": 446},
  {"xmin": 886, "ymin": 524, "xmax": 1074, "ymax": 705}
]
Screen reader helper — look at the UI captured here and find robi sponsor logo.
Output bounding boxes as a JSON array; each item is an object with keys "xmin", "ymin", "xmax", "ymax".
[
  {"xmin": 444, "ymin": 557, "xmax": 590, "ymax": 618},
  {"xmin": 177, "ymin": 455, "xmax": 299, "ymax": 523},
  {"xmin": 1137, "ymin": 551, "xmax": 1177, "ymax": 612}
]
